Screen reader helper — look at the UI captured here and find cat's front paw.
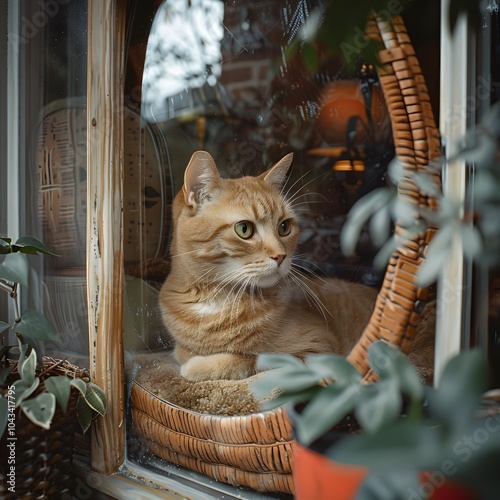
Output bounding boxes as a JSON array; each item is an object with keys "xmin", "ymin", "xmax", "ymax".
[
  {"xmin": 180, "ymin": 354, "xmax": 255, "ymax": 381},
  {"xmin": 180, "ymin": 356, "xmax": 212, "ymax": 381}
]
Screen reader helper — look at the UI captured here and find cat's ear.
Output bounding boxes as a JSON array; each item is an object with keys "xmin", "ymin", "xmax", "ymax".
[
  {"xmin": 183, "ymin": 151, "xmax": 221, "ymax": 209},
  {"xmin": 261, "ymin": 153, "xmax": 293, "ymax": 190}
]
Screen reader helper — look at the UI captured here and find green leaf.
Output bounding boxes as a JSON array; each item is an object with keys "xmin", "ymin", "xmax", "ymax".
[
  {"xmin": 12, "ymin": 236, "xmax": 59, "ymax": 256},
  {"xmin": 12, "ymin": 377, "xmax": 40, "ymax": 407},
  {"xmin": 15, "ymin": 309, "xmax": 61, "ymax": 345},
  {"xmin": 373, "ymin": 236, "xmax": 400, "ymax": 269},
  {"xmin": 355, "ymin": 380, "xmax": 402, "ymax": 434},
  {"xmin": 303, "ymin": 353, "xmax": 351, "ymax": 380},
  {"xmin": 20, "ymin": 392, "xmax": 56, "ymax": 430},
  {"xmin": 0, "ymin": 321, "xmax": 9, "ymax": 335},
  {"xmin": 19, "ymin": 348, "xmax": 36, "ymax": 386},
  {"xmin": 412, "ymin": 171, "xmax": 441, "ymax": 198},
  {"xmin": 417, "ymin": 223, "xmax": 457, "ymax": 286},
  {"xmin": 430, "ymin": 349, "xmax": 488, "ymax": 431},
  {"xmin": 390, "ymin": 198, "xmax": 419, "ymax": 228},
  {"xmin": 84, "ymin": 382, "xmax": 106, "ymax": 416},
  {"xmin": 77, "ymin": 394, "xmax": 94, "ymax": 433},
  {"xmin": 0, "ymin": 252, "xmax": 29, "ymax": 287},
  {"xmin": 70, "ymin": 378, "xmax": 87, "ymax": 396},
  {"xmin": 367, "ymin": 341, "xmax": 400, "ymax": 376},
  {"xmin": 460, "ymin": 223, "xmax": 482, "ymax": 259},
  {"xmin": 369, "ymin": 205, "xmax": 391, "ymax": 248},
  {"xmin": 259, "ymin": 387, "xmax": 321, "ymax": 411},
  {"xmin": 341, "ymin": 188, "xmax": 393, "ymax": 256},
  {"xmin": 328, "ymin": 419, "xmax": 441, "ymax": 471},
  {"xmin": 356, "ymin": 470, "xmax": 420, "ymax": 500},
  {"xmin": 0, "ymin": 238, "xmax": 11, "ymax": 254},
  {"xmin": 297, "ymin": 384, "xmax": 361, "ymax": 445},
  {"xmin": 45, "ymin": 376, "xmax": 71, "ymax": 413},
  {"xmin": 0, "ymin": 395, "xmax": 7, "ymax": 438},
  {"xmin": 418, "ymin": 249, "xmax": 448, "ymax": 287},
  {"xmin": 253, "ymin": 366, "xmax": 320, "ymax": 399},
  {"xmin": 317, "ymin": 355, "xmax": 362, "ymax": 386},
  {"xmin": 368, "ymin": 342, "xmax": 424, "ymax": 403},
  {"xmin": 0, "ymin": 365, "xmax": 14, "ymax": 384},
  {"xmin": 387, "ymin": 158, "xmax": 405, "ymax": 185},
  {"xmin": 256, "ymin": 353, "xmax": 305, "ymax": 371}
]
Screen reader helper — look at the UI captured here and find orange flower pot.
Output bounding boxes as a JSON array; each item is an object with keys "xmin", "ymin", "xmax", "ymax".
[
  {"xmin": 292, "ymin": 441, "xmax": 476, "ymax": 500},
  {"xmin": 293, "ymin": 441, "xmax": 368, "ymax": 500}
]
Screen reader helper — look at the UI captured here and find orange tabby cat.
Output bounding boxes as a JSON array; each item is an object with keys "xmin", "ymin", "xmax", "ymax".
[{"xmin": 159, "ymin": 151, "xmax": 434, "ymax": 381}]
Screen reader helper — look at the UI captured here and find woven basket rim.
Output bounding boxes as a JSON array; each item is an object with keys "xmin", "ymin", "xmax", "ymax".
[
  {"xmin": 133, "ymin": 406, "xmax": 294, "ymax": 449},
  {"xmin": 132, "ymin": 379, "xmax": 289, "ymax": 420}
]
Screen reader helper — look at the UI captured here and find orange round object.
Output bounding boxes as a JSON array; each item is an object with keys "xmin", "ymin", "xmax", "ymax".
[{"xmin": 316, "ymin": 80, "xmax": 389, "ymax": 145}]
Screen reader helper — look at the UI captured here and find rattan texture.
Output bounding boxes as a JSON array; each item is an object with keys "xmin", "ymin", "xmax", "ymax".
[
  {"xmin": 347, "ymin": 14, "xmax": 441, "ymax": 382},
  {"xmin": 0, "ymin": 357, "xmax": 85, "ymax": 499},
  {"xmin": 131, "ymin": 14, "xmax": 441, "ymax": 494}
]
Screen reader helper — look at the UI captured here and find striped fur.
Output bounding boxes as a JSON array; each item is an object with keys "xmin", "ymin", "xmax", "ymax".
[{"xmin": 159, "ymin": 151, "xmax": 433, "ymax": 381}]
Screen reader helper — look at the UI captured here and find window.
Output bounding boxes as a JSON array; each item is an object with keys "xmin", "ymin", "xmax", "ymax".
[
  {"xmin": 1, "ymin": 1, "xmax": 88, "ymax": 353},
  {"xmin": 3, "ymin": 0, "xmax": 498, "ymax": 497}
]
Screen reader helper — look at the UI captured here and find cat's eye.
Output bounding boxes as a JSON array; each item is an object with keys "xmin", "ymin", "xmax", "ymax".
[
  {"xmin": 234, "ymin": 221, "xmax": 254, "ymax": 239},
  {"xmin": 278, "ymin": 219, "xmax": 292, "ymax": 237}
]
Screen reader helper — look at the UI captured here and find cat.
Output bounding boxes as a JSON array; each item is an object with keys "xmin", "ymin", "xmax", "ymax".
[{"xmin": 159, "ymin": 151, "xmax": 434, "ymax": 382}]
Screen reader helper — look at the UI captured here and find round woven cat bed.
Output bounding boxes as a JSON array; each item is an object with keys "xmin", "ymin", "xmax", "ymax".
[
  {"xmin": 131, "ymin": 382, "xmax": 294, "ymax": 493},
  {"xmin": 131, "ymin": 14, "xmax": 441, "ymax": 495}
]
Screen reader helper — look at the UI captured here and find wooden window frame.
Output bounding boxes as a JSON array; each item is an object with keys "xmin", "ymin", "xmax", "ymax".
[{"xmin": 87, "ymin": 0, "xmax": 126, "ymax": 476}]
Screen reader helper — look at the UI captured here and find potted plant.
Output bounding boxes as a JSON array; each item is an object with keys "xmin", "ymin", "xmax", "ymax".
[
  {"xmin": 252, "ymin": 98, "xmax": 500, "ymax": 499},
  {"xmin": 0, "ymin": 235, "xmax": 106, "ymax": 498},
  {"xmin": 254, "ymin": 341, "xmax": 500, "ymax": 499}
]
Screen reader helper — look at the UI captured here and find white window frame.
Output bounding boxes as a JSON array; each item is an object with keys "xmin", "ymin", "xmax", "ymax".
[{"xmin": 435, "ymin": 0, "xmax": 470, "ymax": 382}]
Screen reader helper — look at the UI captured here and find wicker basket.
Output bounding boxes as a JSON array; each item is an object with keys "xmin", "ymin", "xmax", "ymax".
[
  {"xmin": 130, "ymin": 14, "xmax": 441, "ymax": 495},
  {"xmin": 0, "ymin": 357, "xmax": 87, "ymax": 499},
  {"xmin": 131, "ymin": 382, "xmax": 294, "ymax": 493}
]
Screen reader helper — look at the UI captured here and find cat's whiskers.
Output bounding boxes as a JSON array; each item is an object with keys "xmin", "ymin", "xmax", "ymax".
[
  {"xmin": 288, "ymin": 267, "xmax": 332, "ymax": 322},
  {"xmin": 282, "ymin": 169, "xmax": 326, "ymax": 202},
  {"xmin": 291, "ymin": 261, "xmax": 341, "ymax": 291},
  {"xmin": 285, "ymin": 171, "xmax": 330, "ymax": 206},
  {"xmin": 288, "ymin": 192, "xmax": 329, "ymax": 207},
  {"xmin": 188, "ymin": 266, "xmax": 216, "ymax": 289},
  {"xmin": 209, "ymin": 268, "xmax": 249, "ymax": 302},
  {"xmin": 223, "ymin": 275, "xmax": 252, "ymax": 329}
]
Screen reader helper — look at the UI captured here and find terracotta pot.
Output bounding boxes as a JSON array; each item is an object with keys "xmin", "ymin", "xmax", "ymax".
[
  {"xmin": 288, "ymin": 405, "xmax": 476, "ymax": 500},
  {"xmin": 293, "ymin": 440, "xmax": 368, "ymax": 500},
  {"xmin": 293, "ymin": 441, "xmax": 476, "ymax": 500}
]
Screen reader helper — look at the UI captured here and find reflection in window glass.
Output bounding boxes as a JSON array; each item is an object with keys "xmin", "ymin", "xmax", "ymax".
[
  {"xmin": 20, "ymin": 0, "xmax": 89, "ymax": 366},
  {"xmin": 472, "ymin": 1, "xmax": 500, "ymax": 386},
  {"xmin": 125, "ymin": 0, "xmax": 394, "ymax": 494}
]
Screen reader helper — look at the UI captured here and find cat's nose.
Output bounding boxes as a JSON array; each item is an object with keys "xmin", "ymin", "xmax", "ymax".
[{"xmin": 272, "ymin": 254, "xmax": 286, "ymax": 266}]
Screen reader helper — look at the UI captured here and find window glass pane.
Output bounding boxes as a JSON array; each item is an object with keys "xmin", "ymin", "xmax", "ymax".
[
  {"xmin": 16, "ymin": 0, "xmax": 89, "ymax": 366},
  {"xmin": 471, "ymin": 1, "xmax": 500, "ymax": 386},
  {"xmin": 123, "ymin": 0, "xmax": 437, "ymax": 495}
]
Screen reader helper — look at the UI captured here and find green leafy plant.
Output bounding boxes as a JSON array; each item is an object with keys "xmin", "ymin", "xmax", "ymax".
[
  {"xmin": 253, "ymin": 342, "xmax": 500, "ymax": 497},
  {"xmin": 0, "ymin": 236, "xmax": 106, "ymax": 438},
  {"xmin": 252, "ymin": 99, "xmax": 500, "ymax": 494},
  {"xmin": 340, "ymin": 101, "xmax": 500, "ymax": 285}
]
